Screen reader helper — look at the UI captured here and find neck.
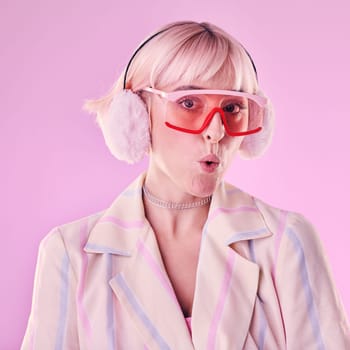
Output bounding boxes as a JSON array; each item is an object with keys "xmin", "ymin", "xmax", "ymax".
[
  {"xmin": 143, "ymin": 179, "xmax": 211, "ymax": 240},
  {"xmin": 145, "ymin": 163, "xmax": 204, "ymax": 203},
  {"xmin": 142, "ymin": 185, "xmax": 212, "ymax": 210},
  {"xmin": 143, "ymin": 196, "xmax": 210, "ymax": 240}
]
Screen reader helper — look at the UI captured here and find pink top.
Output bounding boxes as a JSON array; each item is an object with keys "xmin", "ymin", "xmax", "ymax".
[{"xmin": 185, "ymin": 316, "xmax": 192, "ymax": 335}]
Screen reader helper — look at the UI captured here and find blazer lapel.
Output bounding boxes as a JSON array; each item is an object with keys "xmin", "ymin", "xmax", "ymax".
[
  {"xmin": 191, "ymin": 181, "xmax": 272, "ymax": 350},
  {"xmin": 84, "ymin": 173, "xmax": 194, "ymax": 350},
  {"xmin": 84, "ymin": 175, "xmax": 272, "ymax": 349},
  {"xmin": 109, "ymin": 225, "xmax": 194, "ymax": 350}
]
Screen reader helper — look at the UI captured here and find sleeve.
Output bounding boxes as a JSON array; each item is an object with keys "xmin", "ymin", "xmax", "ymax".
[
  {"xmin": 275, "ymin": 212, "xmax": 350, "ymax": 349},
  {"xmin": 21, "ymin": 227, "xmax": 80, "ymax": 350}
]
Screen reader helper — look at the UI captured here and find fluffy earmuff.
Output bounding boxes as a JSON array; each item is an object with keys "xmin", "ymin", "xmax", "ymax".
[
  {"xmin": 99, "ymin": 89, "xmax": 274, "ymax": 163},
  {"xmin": 239, "ymin": 90, "xmax": 275, "ymax": 159},
  {"xmin": 98, "ymin": 90, "xmax": 150, "ymax": 164}
]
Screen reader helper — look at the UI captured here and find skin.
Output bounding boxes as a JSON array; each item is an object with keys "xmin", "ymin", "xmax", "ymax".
[
  {"xmin": 142, "ymin": 80, "xmax": 246, "ymax": 317},
  {"xmin": 144, "ymin": 82, "xmax": 245, "ymax": 201}
]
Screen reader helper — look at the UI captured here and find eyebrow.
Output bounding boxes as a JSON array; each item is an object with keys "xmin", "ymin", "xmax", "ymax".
[
  {"xmin": 173, "ymin": 85, "xmax": 205, "ymax": 91},
  {"xmin": 173, "ymin": 85, "xmax": 242, "ymax": 93}
]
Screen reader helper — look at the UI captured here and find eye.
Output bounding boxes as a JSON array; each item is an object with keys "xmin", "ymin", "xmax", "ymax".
[
  {"xmin": 175, "ymin": 95, "xmax": 204, "ymax": 112},
  {"xmin": 222, "ymin": 103, "xmax": 240, "ymax": 114},
  {"xmin": 179, "ymin": 98, "xmax": 195, "ymax": 109}
]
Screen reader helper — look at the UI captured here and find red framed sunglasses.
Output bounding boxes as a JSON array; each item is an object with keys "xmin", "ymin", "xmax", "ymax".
[{"xmin": 143, "ymin": 87, "xmax": 267, "ymax": 136}]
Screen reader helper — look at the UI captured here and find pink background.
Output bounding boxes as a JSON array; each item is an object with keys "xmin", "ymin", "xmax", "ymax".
[{"xmin": 2, "ymin": 0, "xmax": 349, "ymax": 347}]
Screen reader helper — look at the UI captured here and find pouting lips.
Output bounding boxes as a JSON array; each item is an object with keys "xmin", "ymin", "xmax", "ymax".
[
  {"xmin": 199, "ymin": 156, "xmax": 220, "ymax": 173},
  {"xmin": 199, "ymin": 154, "xmax": 220, "ymax": 164}
]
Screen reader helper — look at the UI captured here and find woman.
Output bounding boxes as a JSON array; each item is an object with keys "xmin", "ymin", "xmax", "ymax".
[{"xmin": 21, "ymin": 21, "xmax": 349, "ymax": 349}]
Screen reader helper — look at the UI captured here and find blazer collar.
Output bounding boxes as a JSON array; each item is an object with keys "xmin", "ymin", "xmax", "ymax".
[
  {"xmin": 205, "ymin": 180, "xmax": 272, "ymax": 246},
  {"xmin": 84, "ymin": 173, "xmax": 272, "ymax": 256},
  {"xmin": 84, "ymin": 173, "xmax": 149, "ymax": 256},
  {"xmin": 84, "ymin": 173, "xmax": 273, "ymax": 349},
  {"xmin": 191, "ymin": 181, "xmax": 273, "ymax": 349}
]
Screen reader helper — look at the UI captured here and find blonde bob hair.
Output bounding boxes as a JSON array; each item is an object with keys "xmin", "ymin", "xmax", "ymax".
[
  {"xmin": 83, "ymin": 21, "xmax": 259, "ymax": 123},
  {"xmin": 83, "ymin": 21, "xmax": 273, "ymax": 162}
]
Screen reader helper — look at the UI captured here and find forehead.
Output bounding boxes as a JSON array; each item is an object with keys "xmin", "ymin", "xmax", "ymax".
[
  {"xmin": 164, "ymin": 88, "xmax": 251, "ymax": 104},
  {"xmin": 162, "ymin": 79, "xmax": 238, "ymax": 93}
]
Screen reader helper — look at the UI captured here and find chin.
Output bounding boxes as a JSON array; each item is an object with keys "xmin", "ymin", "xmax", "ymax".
[{"xmin": 190, "ymin": 173, "xmax": 221, "ymax": 197}]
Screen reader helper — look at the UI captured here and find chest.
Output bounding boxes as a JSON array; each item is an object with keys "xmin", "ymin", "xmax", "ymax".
[
  {"xmin": 79, "ymin": 227, "xmax": 285, "ymax": 349},
  {"xmin": 154, "ymin": 230, "xmax": 202, "ymax": 317}
]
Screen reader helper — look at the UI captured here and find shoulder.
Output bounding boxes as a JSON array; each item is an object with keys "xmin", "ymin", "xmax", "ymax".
[
  {"xmin": 248, "ymin": 191, "xmax": 326, "ymax": 264},
  {"xmin": 38, "ymin": 209, "xmax": 106, "ymax": 255},
  {"xmin": 38, "ymin": 173, "xmax": 147, "ymax": 257},
  {"xmin": 257, "ymin": 195, "xmax": 322, "ymax": 247},
  {"xmin": 214, "ymin": 180, "xmax": 318, "ymax": 239},
  {"xmin": 254, "ymin": 195, "xmax": 316, "ymax": 235}
]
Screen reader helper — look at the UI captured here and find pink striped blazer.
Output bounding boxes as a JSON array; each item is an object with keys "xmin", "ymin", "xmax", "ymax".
[{"xmin": 21, "ymin": 173, "xmax": 350, "ymax": 349}]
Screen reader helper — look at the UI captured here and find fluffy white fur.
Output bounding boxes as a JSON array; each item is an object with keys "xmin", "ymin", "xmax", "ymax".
[
  {"xmin": 100, "ymin": 90, "xmax": 274, "ymax": 163},
  {"xmin": 239, "ymin": 90, "xmax": 275, "ymax": 159},
  {"xmin": 99, "ymin": 90, "xmax": 150, "ymax": 164}
]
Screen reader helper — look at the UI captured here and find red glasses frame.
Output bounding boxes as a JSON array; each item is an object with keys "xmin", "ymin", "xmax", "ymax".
[{"xmin": 143, "ymin": 87, "xmax": 267, "ymax": 136}]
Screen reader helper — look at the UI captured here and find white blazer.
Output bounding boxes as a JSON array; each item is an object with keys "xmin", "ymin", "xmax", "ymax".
[{"xmin": 21, "ymin": 173, "xmax": 350, "ymax": 349}]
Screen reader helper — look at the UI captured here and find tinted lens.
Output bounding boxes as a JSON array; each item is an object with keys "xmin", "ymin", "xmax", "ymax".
[
  {"xmin": 166, "ymin": 94, "xmax": 207, "ymax": 130},
  {"xmin": 221, "ymin": 96, "xmax": 249, "ymax": 133},
  {"xmin": 165, "ymin": 94, "xmax": 263, "ymax": 134}
]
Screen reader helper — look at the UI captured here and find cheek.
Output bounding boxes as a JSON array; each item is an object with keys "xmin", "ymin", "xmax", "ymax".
[
  {"xmin": 233, "ymin": 136, "xmax": 245, "ymax": 152},
  {"xmin": 151, "ymin": 110, "xmax": 193, "ymax": 149},
  {"xmin": 221, "ymin": 136, "xmax": 243, "ymax": 159},
  {"xmin": 152, "ymin": 123, "xmax": 177, "ymax": 149},
  {"xmin": 150, "ymin": 119, "xmax": 194, "ymax": 160}
]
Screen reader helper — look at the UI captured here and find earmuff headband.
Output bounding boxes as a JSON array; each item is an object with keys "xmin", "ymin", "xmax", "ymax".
[
  {"xmin": 122, "ymin": 22, "xmax": 259, "ymax": 90},
  {"xmin": 100, "ymin": 22, "xmax": 273, "ymax": 164}
]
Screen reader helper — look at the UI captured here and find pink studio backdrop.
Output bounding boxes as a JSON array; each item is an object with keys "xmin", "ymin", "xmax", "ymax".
[{"xmin": 2, "ymin": 0, "xmax": 349, "ymax": 348}]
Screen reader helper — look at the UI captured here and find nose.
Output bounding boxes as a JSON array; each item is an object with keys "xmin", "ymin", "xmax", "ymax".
[{"xmin": 203, "ymin": 111, "xmax": 225, "ymax": 142}]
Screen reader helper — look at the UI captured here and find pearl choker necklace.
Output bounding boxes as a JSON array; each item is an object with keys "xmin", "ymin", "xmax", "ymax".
[{"xmin": 142, "ymin": 186, "xmax": 212, "ymax": 210}]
